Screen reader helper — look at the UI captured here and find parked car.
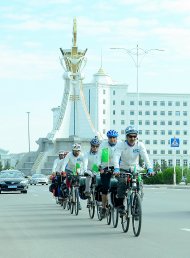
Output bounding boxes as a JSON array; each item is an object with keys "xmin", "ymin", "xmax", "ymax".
[
  {"xmin": 29, "ymin": 174, "xmax": 49, "ymax": 185},
  {"xmin": 0, "ymin": 171, "xmax": 28, "ymax": 194}
]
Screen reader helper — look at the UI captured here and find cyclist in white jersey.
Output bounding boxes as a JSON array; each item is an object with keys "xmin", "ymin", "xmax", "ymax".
[
  {"xmin": 113, "ymin": 126, "xmax": 154, "ymax": 214},
  {"xmin": 83, "ymin": 136, "xmax": 101, "ymax": 197},
  {"xmin": 99, "ymin": 130, "xmax": 123, "ymax": 218}
]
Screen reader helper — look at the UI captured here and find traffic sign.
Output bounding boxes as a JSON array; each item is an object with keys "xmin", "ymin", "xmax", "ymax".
[{"xmin": 170, "ymin": 137, "xmax": 180, "ymax": 147}]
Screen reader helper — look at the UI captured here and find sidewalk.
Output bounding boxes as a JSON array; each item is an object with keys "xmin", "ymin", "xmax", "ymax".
[{"xmin": 144, "ymin": 183, "xmax": 190, "ymax": 190}]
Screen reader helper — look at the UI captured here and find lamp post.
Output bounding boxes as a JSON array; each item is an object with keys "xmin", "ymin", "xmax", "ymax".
[
  {"xmin": 110, "ymin": 45, "xmax": 164, "ymax": 127},
  {"xmin": 26, "ymin": 112, "xmax": 31, "ymax": 153}
]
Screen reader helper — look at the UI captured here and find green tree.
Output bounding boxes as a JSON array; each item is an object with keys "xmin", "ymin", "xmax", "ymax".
[
  {"xmin": 153, "ymin": 162, "xmax": 161, "ymax": 173},
  {"xmin": 161, "ymin": 160, "xmax": 167, "ymax": 171},
  {"xmin": 3, "ymin": 160, "xmax": 11, "ymax": 170},
  {"xmin": 0, "ymin": 161, "xmax": 3, "ymax": 171}
]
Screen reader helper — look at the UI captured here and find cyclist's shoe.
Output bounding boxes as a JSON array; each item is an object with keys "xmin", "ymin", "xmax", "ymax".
[
  {"xmin": 101, "ymin": 208, "xmax": 107, "ymax": 219},
  {"xmin": 134, "ymin": 216, "xmax": 139, "ymax": 221},
  {"xmin": 79, "ymin": 202, "xmax": 82, "ymax": 210},
  {"xmin": 84, "ymin": 191, "xmax": 91, "ymax": 198},
  {"xmin": 118, "ymin": 205, "xmax": 125, "ymax": 215}
]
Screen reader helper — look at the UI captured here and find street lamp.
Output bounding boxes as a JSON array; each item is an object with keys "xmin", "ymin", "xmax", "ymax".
[
  {"xmin": 26, "ymin": 112, "xmax": 31, "ymax": 152},
  {"xmin": 110, "ymin": 45, "xmax": 164, "ymax": 127}
]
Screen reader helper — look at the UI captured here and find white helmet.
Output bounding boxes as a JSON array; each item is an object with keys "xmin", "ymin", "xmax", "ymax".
[
  {"xmin": 58, "ymin": 150, "xmax": 65, "ymax": 155},
  {"xmin": 72, "ymin": 143, "xmax": 81, "ymax": 151}
]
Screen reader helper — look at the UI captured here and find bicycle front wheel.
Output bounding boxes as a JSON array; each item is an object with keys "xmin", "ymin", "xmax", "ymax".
[
  {"xmin": 106, "ymin": 205, "xmax": 112, "ymax": 225},
  {"xmin": 112, "ymin": 207, "xmax": 119, "ymax": 228},
  {"xmin": 75, "ymin": 188, "xmax": 79, "ymax": 216},
  {"xmin": 88, "ymin": 192, "xmax": 95, "ymax": 219},
  {"xmin": 132, "ymin": 193, "xmax": 142, "ymax": 237},
  {"xmin": 97, "ymin": 203, "xmax": 102, "ymax": 221}
]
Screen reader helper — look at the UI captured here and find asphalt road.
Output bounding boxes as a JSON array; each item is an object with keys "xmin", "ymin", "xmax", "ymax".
[{"xmin": 0, "ymin": 185, "xmax": 190, "ymax": 258}]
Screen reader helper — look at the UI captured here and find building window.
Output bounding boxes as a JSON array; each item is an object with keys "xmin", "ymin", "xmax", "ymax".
[
  {"xmin": 113, "ymin": 100, "xmax": 115, "ymax": 105},
  {"xmin": 121, "ymin": 120, "xmax": 125, "ymax": 125},
  {"xmin": 168, "ymin": 101, "xmax": 172, "ymax": 106},
  {"xmin": 113, "ymin": 110, "xmax": 115, "ymax": 115},
  {"xmin": 153, "ymin": 130, "xmax": 157, "ymax": 135},
  {"xmin": 130, "ymin": 111, "xmax": 135, "ymax": 115},
  {"xmin": 103, "ymin": 99, "xmax": 106, "ymax": 104},
  {"xmin": 176, "ymin": 159, "xmax": 180, "ymax": 166},
  {"xmin": 103, "ymin": 109, "xmax": 106, "ymax": 115},
  {"xmin": 103, "ymin": 129, "xmax": 106, "ymax": 134},
  {"xmin": 103, "ymin": 119, "xmax": 106, "ymax": 124},
  {"xmin": 153, "ymin": 111, "xmax": 157, "ymax": 115},
  {"xmin": 145, "ymin": 140, "xmax": 150, "ymax": 144},
  {"xmin": 175, "ymin": 101, "xmax": 180, "ymax": 106},
  {"xmin": 183, "ymin": 111, "xmax": 187, "ymax": 116},
  {"xmin": 168, "ymin": 130, "xmax": 172, "ymax": 135},
  {"xmin": 103, "ymin": 89, "xmax": 106, "ymax": 94},
  {"xmin": 145, "ymin": 130, "xmax": 150, "ymax": 135},
  {"xmin": 160, "ymin": 121, "xmax": 165, "ymax": 125},
  {"xmin": 113, "ymin": 120, "xmax": 115, "ymax": 125},
  {"xmin": 130, "ymin": 120, "xmax": 134, "ymax": 125},
  {"xmin": 130, "ymin": 101, "xmax": 134, "ymax": 105},
  {"xmin": 153, "ymin": 140, "xmax": 157, "ymax": 144},
  {"xmin": 168, "ymin": 159, "xmax": 173, "ymax": 167},
  {"xmin": 121, "ymin": 110, "xmax": 125, "ymax": 115},
  {"xmin": 113, "ymin": 90, "xmax": 115, "ymax": 95},
  {"xmin": 168, "ymin": 111, "xmax": 172, "ymax": 116},
  {"xmin": 183, "ymin": 150, "xmax": 188, "ymax": 154},
  {"xmin": 145, "ymin": 120, "xmax": 150, "ymax": 125},
  {"xmin": 168, "ymin": 150, "xmax": 172, "ymax": 154},
  {"xmin": 184, "ymin": 131, "xmax": 187, "ymax": 135},
  {"xmin": 160, "ymin": 111, "xmax": 165, "ymax": 115},
  {"xmin": 139, "ymin": 101, "xmax": 142, "ymax": 106},
  {"xmin": 161, "ymin": 150, "xmax": 165, "ymax": 154},
  {"xmin": 161, "ymin": 130, "xmax": 165, "ymax": 135},
  {"xmin": 153, "ymin": 121, "xmax": 157, "ymax": 125},
  {"xmin": 176, "ymin": 111, "xmax": 180, "ymax": 116},
  {"xmin": 139, "ymin": 120, "xmax": 142, "ymax": 125},
  {"xmin": 176, "ymin": 130, "xmax": 180, "ymax": 135},
  {"xmin": 184, "ymin": 160, "xmax": 188, "ymax": 166},
  {"xmin": 183, "ymin": 121, "xmax": 188, "ymax": 125},
  {"xmin": 168, "ymin": 121, "xmax": 172, "ymax": 125},
  {"xmin": 139, "ymin": 111, "xmax": 142, "ymax": 115},
  {"xmin": 145, "ymin": 101, "xmax": 150, "ymax": 106},
  {"xmin": 145, "ymin": 111, "xmax": 150, "ymax": 115},
  {"xmin": 139, "ymin": 130, "xmax": 142, "ymax": 135},
  {"xmin": 183, "ymin": 140, "xmax": 187, "ymax": 144},
  {"xmin": 161, "ymin": 140, "xmax": 165, "ymax": 144},
  {"xmin": 153, "ymin": 150, "xmax": 157, "ymax": 155},
  {"xmin": 121, "ymin": 130, "xmax": 125, "ymax": 134},
  {"xmin": 176, "ymin": 150, "xmax": 180, "ymax": 155},
  {"xmin": 153, "ymin": 101, "xmax": 157, "ymax": 106},
  {"xmin": 160, "ymin": 101, "xmax": 165, "ymax": 106},
  {"xmin": 121, "ymin": 100, "xmax": 125, "ymax": 105},
  {"xmin": 175, "ymin": 121, "xmax": 180, "ymax": 125},
  {"xmin": 183, "ymin": 101, "xmax": 187, "ymax": 106}
]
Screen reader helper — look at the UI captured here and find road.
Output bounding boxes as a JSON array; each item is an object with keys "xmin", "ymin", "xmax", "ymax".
[{"xmin": 0, "ymin": 185, "xmax": 190, "ymax": 258}]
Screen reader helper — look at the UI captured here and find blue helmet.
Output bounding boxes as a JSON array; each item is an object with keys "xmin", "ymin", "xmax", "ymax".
[
  {"xmin": 106, "ymin": 130, "xmax": 118, "ymax": 138},
  {"xmin": 125, "ymin": 126, "xmax": 138, "ymax": 135},
  {"xmin": 90, "ymin": 136, "xmax": 100, "ymax": 146}
]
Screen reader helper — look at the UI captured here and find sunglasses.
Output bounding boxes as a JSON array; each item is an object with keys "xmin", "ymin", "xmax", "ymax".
[{"xmin": 127, "ymin": 134, "xmax": 137, "ymax": 139}]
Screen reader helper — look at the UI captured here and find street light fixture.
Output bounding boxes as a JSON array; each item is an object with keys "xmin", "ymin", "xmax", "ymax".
[
  {"xmin": 110, "ymin": 45, "xmax": 164, "ymax": 126},
  {"xmin": 26, "ymin": 112, "xmax": 31, "ymax": 153}
]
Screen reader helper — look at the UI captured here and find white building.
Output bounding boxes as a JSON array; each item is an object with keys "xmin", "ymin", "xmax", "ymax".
[{"xmin": 81, "ymin": 66, "xmax": 190, "ymax": 168}]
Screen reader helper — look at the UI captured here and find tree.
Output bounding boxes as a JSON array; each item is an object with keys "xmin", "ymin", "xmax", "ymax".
[
  {"xmin": 3, "ymin": 160, "xmax": 11, "ymax": 170},
  {"xmin": 0, "ymin": 161, "xmax": 3, "ymax": 171},
  {"xmin": 161, "ymin": 160, "xmax": 168, "ymax": 171},
  {"xmin": 154, "ymin": 162, "xmax": 161, "ymax": 173}
]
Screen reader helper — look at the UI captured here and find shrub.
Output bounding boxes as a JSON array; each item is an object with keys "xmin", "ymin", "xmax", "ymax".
[
  {"xmin": 143, "ymin": 171, "xmax": 163, "ymax": 184},
  {"xmin": 162, "ymin": 167, "xmax": 182, "ymax": 184}
]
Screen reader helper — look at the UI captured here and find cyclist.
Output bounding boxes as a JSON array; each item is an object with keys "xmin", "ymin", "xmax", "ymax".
[
  {"xmin": 113, "ymin": 125, "xmax": 154, "ymax": 214},
  {"xmin": 99, "ymin": 130, "xmax": 123, "ymax": 218},
  {"xmin": 60, "ymin": 143, "xmax": 85, "ymax": 209},
  {"xmin": 83, "ymin": 136, "xmax": 101, "ymax": 197}
]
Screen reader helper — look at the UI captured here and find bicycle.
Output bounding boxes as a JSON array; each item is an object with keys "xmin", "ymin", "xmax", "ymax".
[
  {"xmin": 67, "ymin": 173, "xmax": 81, "ymax": 216},
  {"xmin": 118, "ymin": 170, "xmax": 146, "ymax": 237}
]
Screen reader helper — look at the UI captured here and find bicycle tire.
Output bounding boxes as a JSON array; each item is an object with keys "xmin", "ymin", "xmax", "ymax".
[
  {"xmin": 112, "ymin": 207, "xmax": 119, "ymax": 228},
  {"xmin": 97, "ymin": 203, "xmax": 102, "ymax": 221},
  {"xmin": 132, "ymin": 193, "xmax": 142, "ymax": 237},
  {"xmin": 75, "ymin": 188, "xmax": 79, "ymax": 216},
  {"xmin": 63, "ymin": 199, "xmax": 67, "ymax": 210},
  {"xmin": 106, "ymin": 205, "xmax": 112, "ymax": 225},
  {"xmin": 88, "ymin": 192, "xmax": 95, "ymax": 219}
]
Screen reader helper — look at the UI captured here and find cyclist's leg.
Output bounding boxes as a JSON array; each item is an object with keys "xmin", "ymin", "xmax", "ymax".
[
  {"xmin": 100, "ymin": 173, "xmax": 111, "ymax": 217},
  {"xmin": 117, "ymin": 176, "xmax": 126, "ymax": 214},
  {"xmin": 85, "ymin": 176, "xmax": 92, "ymax": 196}
]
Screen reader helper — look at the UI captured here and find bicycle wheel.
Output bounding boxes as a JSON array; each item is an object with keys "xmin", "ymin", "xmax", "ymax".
[
  {"xmin": 121, "ymin": 209, "xmax": 130, "ymax": 233},
  {"xmin": 75, "ymin": 188, "xmax": 79, "ymax": 216},
  {"xmin": 63, "ymin": 199, "xmax": 67, "ymax": 210},
  {"xmin": 132, "ymin": 193, "xmax": 142, "ymax": 237},
  {"xmin": 112, "ymin": 207, "xmax": 119, "ymax": 228},
  {"xmin": 88, "ymin": 191, "xmax": 95, "ymax": 219},
  {"xmin": 70, "ymin": 188, "xmax": 74, "ymax": 214},
  {"xmin": 106, "ymin": 205, "xmax": 112, "ymax": 225},
  {"xmin": 97, "ymin": 203, "xmax": 102, "ymax": 221}
]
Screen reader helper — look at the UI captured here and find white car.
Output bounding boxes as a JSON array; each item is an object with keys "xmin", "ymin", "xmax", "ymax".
[{"xmin": 29, "ymin": 174, "xmax": 48, "ymax": 185}]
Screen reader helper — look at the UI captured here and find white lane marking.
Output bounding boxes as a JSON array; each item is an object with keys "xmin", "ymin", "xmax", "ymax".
[{"xmin": 181, "ymin": 228, "xmax": 190, "ymax": 232}]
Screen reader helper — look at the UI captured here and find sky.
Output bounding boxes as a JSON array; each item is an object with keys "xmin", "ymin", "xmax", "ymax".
[{"xmin": 0, "ymin": 0, "xmax": 190, "ymax": 154}]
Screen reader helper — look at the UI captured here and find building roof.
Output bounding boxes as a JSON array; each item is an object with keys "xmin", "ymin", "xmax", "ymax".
[{"xmin": 92, "ymin": 67, "xmax": 114, "ymax": 85}]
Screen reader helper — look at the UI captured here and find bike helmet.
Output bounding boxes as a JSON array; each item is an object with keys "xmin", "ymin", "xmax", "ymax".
[
  {"xmin": 106, "ymin": 130, "xmax": 118, "ymax": 138},
  {"xmin": 125, "ymin": 126, "xmax": 138, "ymax": 135},
  {"xmin": 58, "ymin": 150, "xmax": 65, "ymax": 155},
  {"xmin": 90, "ymin": 136, "xmax": 100, "ymax": 146},
  {"xmin": 72, "ymin": 143, "xmax": 81, "ymax": 151}
]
